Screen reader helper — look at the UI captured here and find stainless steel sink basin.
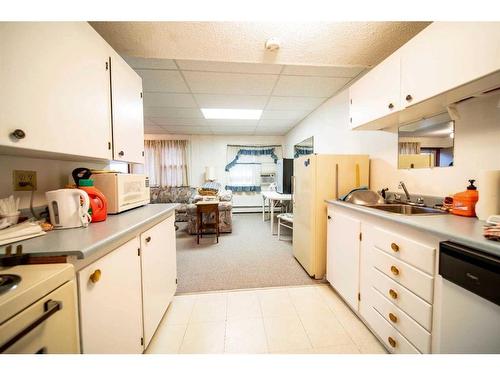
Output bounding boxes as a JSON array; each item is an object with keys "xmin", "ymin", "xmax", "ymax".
[{"xmin": 365, "ymin": 204, "xmax": 447, "ymax": 215}]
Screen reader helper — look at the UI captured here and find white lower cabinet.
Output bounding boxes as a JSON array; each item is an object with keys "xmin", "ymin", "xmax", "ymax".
[
  {"xmin": 77, "ymin": 214, "xmax": 177, "ymax": 353},
  {"xmin": 78, "ymin": 237, "xmax": 143, "ymax": 354},
  {"xmin": 140, "ymin": 214, "xmax": 177, "ymax": 348},
  {"xmin": 326, "ymin": 204, "xmax": 439, "ymax": 354}
]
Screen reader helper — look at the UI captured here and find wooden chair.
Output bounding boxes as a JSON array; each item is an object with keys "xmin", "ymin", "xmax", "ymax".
[{"xmin": 196, "ymin": 202, "xmax": 220, "ymax": 244}]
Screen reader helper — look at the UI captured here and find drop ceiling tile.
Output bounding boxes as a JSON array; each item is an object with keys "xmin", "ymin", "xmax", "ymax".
[
  {"xmin": 183, "ymin": 71, "xmax": 278, "ymax": 95},
  {"xmin": 143, "ymin": 125, "xmax": 167, "ymax": 134},
  {"xmin": 194, "ymin": 94, "xmax": 268, "ymax": 109},
  {"xmin": 123, "ymin": 56, "xmax": 177, "ymax": 70},
  {"xmin": 160, "ymin": 126, "xmax": 211, "ymax": 134},
  {"xmin": 261, "ymin": 110, "xmax": 309, "ymax": 120},
  {"xmin": 144, "ymin": 107, "xmax": 203, "ymax": 118},
  {"xmin": 254, "ymin": 128, "xmax": 290, "ymax": 136},
  {"xmin": 273, "ymin": 75, "xmax": 351, "ymax": 97},
  {"xmin": 206, "ymin": 120, "xmax": 259, "ymax": 128},
  {"xmin": 258, "ymin": 119, "xmax": 296, "ymax": 128},
  {"xmin": 210, "ymin": 127, "xmax": 256, "ymax": 135},
  {"xmin": 282, "ymin": 65, "xmax": 365, "ymax": 78},
  {"xmin": 136, "ymin": 69, "xmax": 189, "ymax": 93},
  {"xmin": 144, "ymin": 93, "xmax": 197, "ymax": 108},
  {"xmin": 149, "ymin": 117, "xmax": 207, "ymax": 126},
  {"xmin": 266, "ymin": 96, "xmax": 325, "ymax": 111},
  {"xmin": 176, "ymin": 60, "xmax": 283, "ymax": 74}
]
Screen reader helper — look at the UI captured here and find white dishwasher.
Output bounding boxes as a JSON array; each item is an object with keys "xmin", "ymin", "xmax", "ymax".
[{"xmin": 436, "ymin": 241, "xmax": 500, "ymax": 354}]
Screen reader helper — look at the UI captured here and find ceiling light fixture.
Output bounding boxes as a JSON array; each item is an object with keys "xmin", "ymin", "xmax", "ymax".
[{"xmin": 201, "ymin": 108, "xmax": 263, "ymax": 120}]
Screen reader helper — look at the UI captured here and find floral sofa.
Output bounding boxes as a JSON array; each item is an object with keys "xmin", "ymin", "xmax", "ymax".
[{"xmin": 150, "ymin": 186, "xmax": 233, "ymax": 233}]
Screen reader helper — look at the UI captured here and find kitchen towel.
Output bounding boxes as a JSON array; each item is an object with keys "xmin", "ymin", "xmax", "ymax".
[{"xmin": 476, "ymin": 170, "xmax": 500, "ymax": 220}]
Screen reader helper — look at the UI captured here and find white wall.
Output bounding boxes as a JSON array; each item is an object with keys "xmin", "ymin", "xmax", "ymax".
[
  {"xmin": 285, "ymin": 89, "xmax": 500, "ymax": 197},
  {"xmin": 0, "ymin": 156, "xmax": 107, "ymax": 210},
  {"xmin": 145, "ymin": 133, "xmax": 284, "ymax": 207}
]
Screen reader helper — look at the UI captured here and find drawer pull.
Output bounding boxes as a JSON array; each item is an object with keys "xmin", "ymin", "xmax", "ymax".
[
  {"xmin": 389, "ymin": 313, "xmax": 398, "ymax": 323},
  {"xmin": 390, "ymin": 265, "xmax": 400, "ymax": 276},
  {"xmin": 145, "ymin": 236, "xmax": 152, "ymax": 243},
  {"xmin": 389, "ymin": 289, "xmax": 398, "ymax": 299},
  {"xmin": 89, "ymin": 269, "xmax": 101, "ymax": 283},
  {"xmin": 390, "ymin": 243, "xmax": 399, "ymax": 252},
  {"xmin": 388, "ymin": 336, "xmax": 397, "ymax": 348}
]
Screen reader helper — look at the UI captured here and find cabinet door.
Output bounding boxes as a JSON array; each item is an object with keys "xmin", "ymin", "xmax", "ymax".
[
  {"xmin": 110, "ymin": 53, "xmax": 145, "ymax": 164},
  {"xmin": 140, "ymin": 214, "xmax": 177, "ymax": 348},
  {"xmin": 0, "ymin": 22, "xmax": 112, "ymax": 159},
  {"xmin": 78, "ymin": 237, "xmax": 143, "ymax": 354},
  {"xmin": 401, "ymin": 22, "xmax": 500, "ymax": 107},
  {"xmin": 349, "ymin": 51, "xmax": 400, "ymax": 129},
  {"xmin": 326, "ymin": 208, "xmax": 361, "ymax": 310}
]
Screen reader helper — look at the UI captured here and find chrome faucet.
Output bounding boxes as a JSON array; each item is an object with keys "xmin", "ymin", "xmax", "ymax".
[{"xmin": 398, "ymin": 181, "xmax": 411, "ymax": 202}]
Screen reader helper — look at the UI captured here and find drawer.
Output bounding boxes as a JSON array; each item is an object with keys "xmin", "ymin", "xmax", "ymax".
[
  {"xmin": 370, "ymin": 287, "xmax": 431, "ymax": 353},
  {"xmin": 371, "ymin": 226, "xmax": 436, "ymax": 275},
  {"xmin": 365, "ymin": 306, "xmax": 420, "ymax": 354},
  {"xmin": 371, "ymin": 267, "xmax": 432, "ymax": 331},
  {"xmin": 371, "ymin": 246, "xmax": 434, "ymax": 303}
]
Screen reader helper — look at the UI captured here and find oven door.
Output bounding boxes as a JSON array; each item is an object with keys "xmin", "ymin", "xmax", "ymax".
[{"xmin": 0, "ymin": 280, "xmax": 80, "ymax": 354}]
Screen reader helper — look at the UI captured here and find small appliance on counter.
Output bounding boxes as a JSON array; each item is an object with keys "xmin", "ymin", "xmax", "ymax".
[
  {"xmin": 77, "ymin": 179, "xmax": 108, "ymax": 222},
  {"xmin": 451, "ymin": 179, "xmax": 479, "ymax": 217},
  {"xmin": 45, "ymin": 189, "xmax": 91, "ymax": 229},
  {"xmin": 476, "ymin": 170, "xmax": 500, "ymax": 220}
]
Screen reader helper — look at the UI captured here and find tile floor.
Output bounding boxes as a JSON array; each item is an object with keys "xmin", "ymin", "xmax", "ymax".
[{"xmin": 145, "ymin": 284, "xmax": 388, "ymax": 354}]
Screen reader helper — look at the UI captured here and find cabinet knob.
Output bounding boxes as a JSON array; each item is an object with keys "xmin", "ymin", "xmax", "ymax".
[
  {"xmin": 145, "ymin": 236, "xmax": 152, "ymax": 243},
  {"xmin": 405, "ymin": 94, "xmax": 413, "ymax": 102},
  {"xmin": 388, "ymin": 336, "xmax": 397, "ymax": 348},
  {"xmin": 11, "ymin": 129, "xmax": 26, "ymax": 140},
  {"xmin": 389, "ymin": 289, "xmax": 398, "ymax": 299},
  {"xmin": 327, "ymin": 215, "xmax": 332, "ymax": 220},
  {"xmin": 390, "ymin": 265, "xmax": 400, "ymax": 276},
  {"xmin": 388, "ymin": 103, "xmax": 394, "ymax": 110},
  {"xmin": 390, "ymin": 243, "xmax": 399, "ymax": 252},
  {"xmin": 389, "ymin": 313, "xmax": 398, "ymax": 323},
  {"xmin": 89, "ymin": 269, "xmax": 101, "ymax": 283},
  {"xmin": 118, "ymin": 151, "xmax": 125, "ymax": 157}
]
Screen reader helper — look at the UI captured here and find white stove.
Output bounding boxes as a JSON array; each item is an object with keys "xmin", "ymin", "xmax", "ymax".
[{"xmin": 0, "ymin": 264, "xmax": 80, "ymax": 354}]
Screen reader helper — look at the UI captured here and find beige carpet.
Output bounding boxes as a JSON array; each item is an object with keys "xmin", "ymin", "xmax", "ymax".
[{"xmin": 176, "ymin": 213, "xmax": 324, "ymax": 294}]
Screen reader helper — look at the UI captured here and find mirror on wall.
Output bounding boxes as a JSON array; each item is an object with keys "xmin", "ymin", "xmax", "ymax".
[
  {"xmin": 398, "ymin": 111, "xmax": 455, "ymax": 169},
  {"xmin": 294, "ymin": 136, "xmax": 314, "ymax": 158}
]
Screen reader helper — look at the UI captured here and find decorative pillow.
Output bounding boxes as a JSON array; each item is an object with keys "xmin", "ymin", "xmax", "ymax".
[
  {"xmin": 218, "ymin": 189, "xmax": 233, "ymax": 202},
  {"xmin": 202, "ymin": 181, "xmax": 221, "ymax": 192},
  {"xmin": 198, "ymin": 188, "xmax": 218, "ymax": 196}
]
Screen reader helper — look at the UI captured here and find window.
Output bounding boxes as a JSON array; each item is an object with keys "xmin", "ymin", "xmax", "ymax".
[{"xmin": 142, "ymin": 140, "xmax": 189, "ymax": 187}]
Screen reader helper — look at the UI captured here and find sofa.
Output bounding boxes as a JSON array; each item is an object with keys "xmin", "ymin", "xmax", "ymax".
[{"xmin": 150, "ymin": 186, "xmax": 197, "ymax": 222}]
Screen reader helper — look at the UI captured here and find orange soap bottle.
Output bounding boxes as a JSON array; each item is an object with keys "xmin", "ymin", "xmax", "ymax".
[
  {"xmin": 78, "ymin": 178, "xmax": 108, "ymax": 222},
  {"xmin": 451, "ymin": 179, "xmax": 479, "ymax": 217}
]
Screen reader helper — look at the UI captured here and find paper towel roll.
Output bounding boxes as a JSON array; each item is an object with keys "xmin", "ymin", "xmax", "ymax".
[{"xmin": 476, "ymin": 170, "xmax": 500, "ymax": 220}]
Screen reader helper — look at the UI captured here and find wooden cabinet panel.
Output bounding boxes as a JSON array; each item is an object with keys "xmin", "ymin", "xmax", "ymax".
[
  {"xmin": 78, "ymin": 237, "xmax": 143, "ymax": 354},
  {"xmin": 140, "ymin": 215, "xmax": 177, "ymax": 348},
  {"xmin": 0, "ymin": 22, "xmax": 112, "ymax": 159}
]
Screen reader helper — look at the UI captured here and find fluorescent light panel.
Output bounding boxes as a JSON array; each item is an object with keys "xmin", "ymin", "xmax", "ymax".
[{"xmin": 201, "ymin": 108, "xmax": 262, "ymax": 120}]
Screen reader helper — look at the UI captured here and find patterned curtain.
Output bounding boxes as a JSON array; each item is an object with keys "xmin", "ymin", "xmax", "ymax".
[
  {"xmin": 144, "ymin": 140, "xmax": 189, "ymax": 187},
  {"xmin": 398, "ymin": 142, "xmax": 421, "ymax": 155}
]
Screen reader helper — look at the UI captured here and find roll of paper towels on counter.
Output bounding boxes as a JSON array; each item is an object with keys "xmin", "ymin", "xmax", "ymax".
[{"xmin": 476, "ymin": 170, "xmax": 500, "ymax": 220}]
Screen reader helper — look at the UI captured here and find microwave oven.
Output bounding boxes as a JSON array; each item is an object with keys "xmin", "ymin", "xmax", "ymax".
[{"xmin": 91, "ymin": 173, "xmax": 150, "ymax": 214}]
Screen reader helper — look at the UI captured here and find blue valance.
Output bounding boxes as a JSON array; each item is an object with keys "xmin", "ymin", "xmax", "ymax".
[
  {"xmin": 294, "ymin": 146, "xmax": 314, "ymax": 158},
  {"xmin": 225, "ymin": 147, "xmax": 278, "ymax": 171},
  {"xmin": 225, "ymin": 185, "xmax": 262, "ymax": 193}
]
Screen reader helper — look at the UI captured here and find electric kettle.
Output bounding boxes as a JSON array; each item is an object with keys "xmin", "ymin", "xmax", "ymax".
[{"xmin": 45, "ymin": 189, "xmax": 91, "ymax": 229}]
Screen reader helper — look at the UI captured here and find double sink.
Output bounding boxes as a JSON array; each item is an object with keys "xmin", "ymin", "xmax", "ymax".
[{"xmin": 364, "ymin": 203, "xmax": 447, "ymax": 216}]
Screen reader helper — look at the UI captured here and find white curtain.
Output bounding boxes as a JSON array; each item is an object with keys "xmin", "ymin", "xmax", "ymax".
[
  {"xmin": 399, "ymin": 142, "xmax": 421, "ymax": 155},
  {"xmin": 144, "ymin": 140, "xmax": 189, "ymax": 187}
]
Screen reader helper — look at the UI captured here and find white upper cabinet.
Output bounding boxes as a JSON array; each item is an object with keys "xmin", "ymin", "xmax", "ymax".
[
  {"xmin": 0, "ymin": 22, "xmax": 112, "ymax": 159},
  {"xmin": 401, "ymin": 22, "xmax": 500, "ymax": 107},
  {"xmin": 349, "ymin": 51, "xmax": 401, "ymax": 129},
  {"xmin": 110, "ymin": 53, "xmax": 145, "ymax": 164}
]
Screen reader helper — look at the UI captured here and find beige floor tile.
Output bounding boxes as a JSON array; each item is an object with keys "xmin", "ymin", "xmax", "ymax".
[
  {"xmin": 263, "ymin": 315, "xmax": 312, "ymax": 352},
  {"xmin": 299, "ymin": 309, "xmax": 355, "ymax": 348},
  {"xmin": 145, "ymin": 324, "xmax": 187, "ymax": 354},
  {"xmin": 289, "ymin": 286, "xmax": 332, "ymax": 316},
  {"xmin": 179, "ymin": 321, "xmax": 226, "ymax": 354},
  {"xmin": 227, "ymin": 291, "xmax": 262, "ymax": 320},
  {"xmin": 163, "ymin": 295, "xmax": 197, "ymax": 325},
  {"xmin": 225, "ymin": 318, "xmax": 268, "ymax": 354},
  {"xmin": 189, "ymin": 293, "xmax": 228, "ymax": 323},
  {"xmin": 315, "ymin": 285, "xmax": 354, "ymax": 316},
  {"xmin": 358, "ymin": 340, "xmax": 388, "ymax": 354},
  {"xmin": 258, "ymin": 288, "xmax": 298, "ymax": 318},
  {"xmin": 337, "ymin": 313, "xmax": 381, "ymax": 347},
  {"xmin": 311, "ymin": 343, "xmax": 361, "ymax": 354}
]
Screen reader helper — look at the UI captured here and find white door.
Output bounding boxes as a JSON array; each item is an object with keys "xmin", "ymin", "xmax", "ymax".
[
  {"xmin": 401, "ymin": 22, "xmax": 500, "ymax": 107},
  {"xmin": 111, "ymin": 52, "xmax": 145, "ymax": 164},
  {"xmin": 349, "ymin": 51, "xmax": 401, "ymax": 129},
  {"xmin": 326, "ymin": 208, "xmax": 361, "ymax": 310},
  {"xmin": 78, "ymin": 237, "xmax": 143, "ymax": 354},
  {"xmin": 140, "ymin": 214, "xmax": 177, "ymax": 348},
  {"xmin": 0, "ymin": 22, "xmax": 112, "ymax": 159}
]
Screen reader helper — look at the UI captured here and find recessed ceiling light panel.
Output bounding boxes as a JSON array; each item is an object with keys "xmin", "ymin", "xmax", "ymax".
[{"xmin": 201, "ymin": 108, "xmax": 262, "ymax": 120}]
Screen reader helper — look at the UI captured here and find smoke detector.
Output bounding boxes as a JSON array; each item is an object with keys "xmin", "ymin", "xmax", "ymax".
[{"xmin": 265, "ymin": 38, "xmax": 280, "ymax": 51}]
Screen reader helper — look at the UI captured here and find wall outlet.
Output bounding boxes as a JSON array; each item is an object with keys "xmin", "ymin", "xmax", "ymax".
[{"xmin": 13, "ymin": 170, "xmax": 37, "ymax": 191}]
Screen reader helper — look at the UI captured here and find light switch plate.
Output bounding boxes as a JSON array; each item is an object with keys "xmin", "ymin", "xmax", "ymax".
[{"xmin": 13, "ymin": 170, "xmax": 37, "ymax": 191}]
